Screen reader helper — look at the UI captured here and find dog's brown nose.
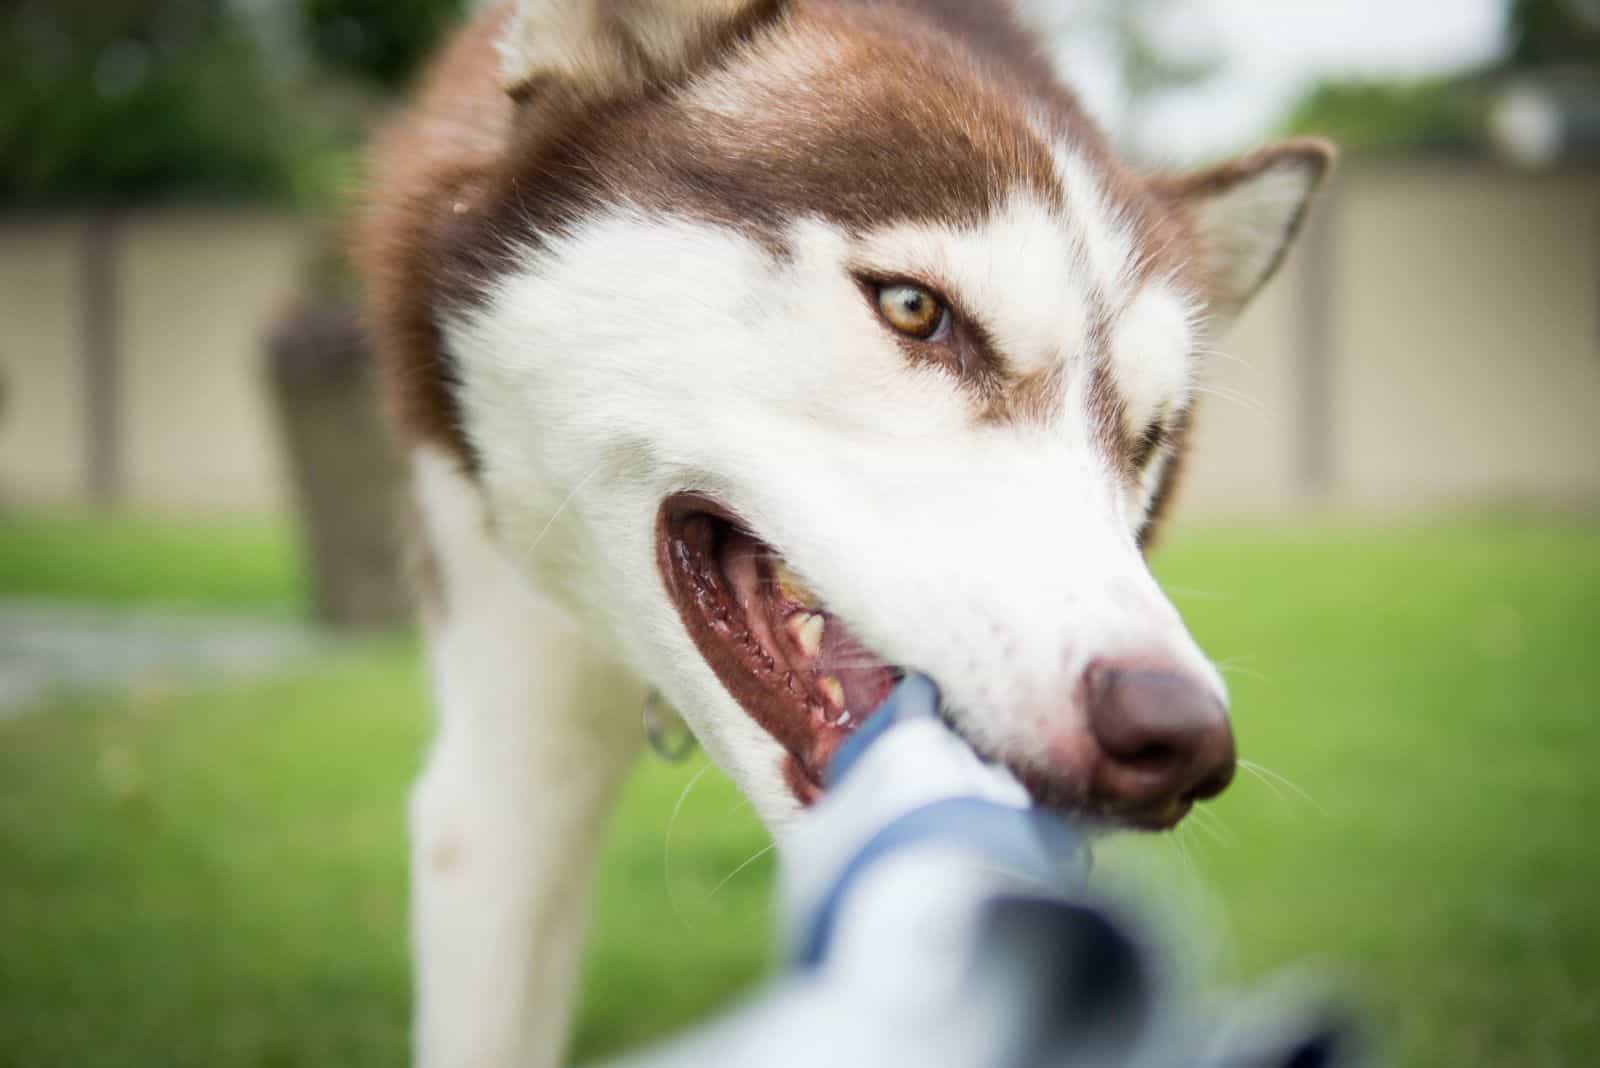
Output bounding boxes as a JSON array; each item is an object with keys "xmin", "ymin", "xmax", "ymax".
[{"xmin": 1084, "ymin": 659, "xmax": 1235, "ymax": 817}]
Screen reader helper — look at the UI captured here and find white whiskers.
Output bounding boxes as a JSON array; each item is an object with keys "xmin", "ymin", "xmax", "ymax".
[
  {"xmin": 1212, "ymin": 656, "xmax": 1271, "ymax": 684},
  {"xmin": 1237, "ymin": 758, "xmax": 1325, "ymax": 816},
  {"xmin": 1189, "ymin": 383, "xmax": 1264, "ymax": 413},
  {"xmin": 1185, "ymin": 803, "xmax": 1236, "ymax": 849},
  {"xmin": 664, "ymin": 760, "xmax": 712, "ymax": 930},
  {"xmin": 1167, "ymin": 822, "xmax": 1200, "ymax": 879},
  {"xmin": 1161, "ymin": 585, "xmax": 1230, "ymax": 602},
  {"xmin": 708, "ymin": 843, "xmax": 776, "ymax": 900},
  {"xmin": 523, "ymin": 461, "xmax": 604, "ymax": 560}
]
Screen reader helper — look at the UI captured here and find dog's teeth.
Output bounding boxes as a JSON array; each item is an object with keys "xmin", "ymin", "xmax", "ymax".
[
  {"xmin": 787, "ymin": 612, "xmax": 825, "ymax": 659},
  {"xmin": 776, "ymin": 563, "xmax": 821, "ymax": 609},
  {"xmin": 818, "ymin": 675, "xmax": 845, "ymax": 711}
]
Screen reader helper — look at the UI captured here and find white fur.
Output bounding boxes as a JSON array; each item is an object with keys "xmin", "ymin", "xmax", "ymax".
[
  {"xmin": 680, "ymin": 18, "xmax": 847, "ymax": 119},
  {"xmin": 441, "ymin": 200, "xmax": 1222, "ymax": 830},
  {"xmin": 410, "ymin": 191, "xmax": 1253, "ymax": 1068},
  {"xmin": 498, "ymin": 0, "xmax": 763, "ymax": 95},
  {"xmin": 409, "ymin": 446, "xmax": 644, "ymax": 1068},
  {"xmin": 1050, "ymin": 143, "xmax": 1140, "ymax": 297},
  {"xmin": 497, "ymin": 0, "xmax": 620, "ymax": 91},
  {"xmin": 1109, "ymin": 282, "xmax": 1199, "ymax": 435}
]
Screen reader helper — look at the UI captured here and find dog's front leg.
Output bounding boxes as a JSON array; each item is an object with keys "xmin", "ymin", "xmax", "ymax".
[{"xmin": 409, "ymin": 449, "xmax": 643, "ymax": 1068}]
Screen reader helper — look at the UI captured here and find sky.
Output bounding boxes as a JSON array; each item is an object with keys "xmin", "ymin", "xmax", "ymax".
[{"xmin": 1033, "ymin": 0, "xmax": 1511, "ymax": 163}]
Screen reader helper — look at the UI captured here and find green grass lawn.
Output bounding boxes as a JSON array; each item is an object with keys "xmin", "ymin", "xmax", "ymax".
[
  {"xmin": 0, "ymin": 512, "xmax": 305, "ymax": 616},
  {"xmin": 1, "ymin": 510, "xmax": 1596, "ymax": 1066}
]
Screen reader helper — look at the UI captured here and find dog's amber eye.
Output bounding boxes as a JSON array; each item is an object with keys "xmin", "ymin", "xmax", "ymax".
[{"xmin": 876, "ymin": 283, "xmax": 948, "ymax": 340}]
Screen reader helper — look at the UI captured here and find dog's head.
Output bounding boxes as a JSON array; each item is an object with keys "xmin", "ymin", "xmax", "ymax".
[{"xmin": 421, "ymin": 0, "xmax": 1331, "ymax": 830}]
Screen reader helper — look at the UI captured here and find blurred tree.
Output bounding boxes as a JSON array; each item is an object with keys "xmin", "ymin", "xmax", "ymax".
[
  {"xmin": 1112, "ymin": 2, "xmax": 1218, "ymax": 107},
  {"xmin": 0, "ymin": 0, "xmax": 298, "ymax": 208},
  {"xmin": 0, "ymin": 0, "xmax": 463, "ymax": 209},
  {"xmin": 1507, "ymin": 0, "xmax": 1600, "ymax": 67},
  {"xmin": 299, "ymin": 0, "xmax": 465, "ymax": 90},
  {"xmin": 1042, "ymin": 0, "xmax": 1222, "ymax": 158},
  {"xmin": 275, "ymin": 0, "xmax": 465, "ymax": 630},
  {"xmin": 1287, "ymin": 0, "xmax": 1600, "ymax": 154},
  {"xmin": 1285, "ymin": 80, "xmax": 1483, "ymax": 154}
]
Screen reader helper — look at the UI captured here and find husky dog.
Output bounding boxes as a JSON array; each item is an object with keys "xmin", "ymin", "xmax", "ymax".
[{"xmin": 357, "ymin": 1, "xmax": 1331, "ymax": 1064}]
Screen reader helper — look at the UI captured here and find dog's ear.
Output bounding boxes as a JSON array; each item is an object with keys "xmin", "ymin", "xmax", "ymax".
[
  {"xmin": 1158, "ymin": 139, "xmax": 1336, "ymax": 331},
  {"xmin": 497, "ymin": 0, "xmax": 783, "ymax": 101}
]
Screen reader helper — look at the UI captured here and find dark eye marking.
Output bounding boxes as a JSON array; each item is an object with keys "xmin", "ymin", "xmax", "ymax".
[
  {"xmin": 1129, "ymin": 417, "xmax": 1171, "ymax": 472},
  {"xmin": 1137, "ymin": 406, "xmax": 1194, "ymax": 551},
  {"xmin": 854, "ymin": 272, "xmax": 1004, "ymax": 391}
]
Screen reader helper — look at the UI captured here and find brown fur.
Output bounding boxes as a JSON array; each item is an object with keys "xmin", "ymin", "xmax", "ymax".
[
  {"xmin": 980, "ymin": 366, "xmax": 1067, "ymax": 427},
  {"xmin": 1152, "ymin": 138, "xmax": 1335, "ymax": 313},
  {"xmin": 357, "ymin": 9, "xmax": 517, "ymax": 468},
  {"xmin": 355, "ymin": 0, "xmax": 1185, "ymax": 467},
  {"xmin": 355, "ymin": 0, "xmax": 1318, "ymax": 555}
]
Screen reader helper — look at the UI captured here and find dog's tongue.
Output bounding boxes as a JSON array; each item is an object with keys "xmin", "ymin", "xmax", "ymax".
[
  {"xmin": 719, "ymin": 530, "xmax": 899, "ymax": 732},
  {"xmin": 721, "ymin": 531, "xmax": 787, "ymax": 669},
  {"xmin": 818, "ymin": 622, "xmax": 900, "ymax": 726}
]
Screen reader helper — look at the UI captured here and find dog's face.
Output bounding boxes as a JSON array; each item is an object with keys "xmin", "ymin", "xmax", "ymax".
[{"xmin": 434, "ymin": 0, "xmax": 1330, "ymax": 831}]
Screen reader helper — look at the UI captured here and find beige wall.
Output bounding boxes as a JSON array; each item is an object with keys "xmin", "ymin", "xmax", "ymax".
[
  {"xmin": 119, "ymin": 210, "xmax": 310, "ymax": 510},
  {"xmin": 0, "ymin": 209, "xmax": 310, "ymax": 513},
  {"xmin": 0, "ymin": 219, "xmax": 88, "ymax": 505},
  {"xmin": 1179, "ymin": 162, "xmax": 1600, "ymax": 514},
  {"xmin": 1180, "ymin": 248, "xmax": 1305, "ymax": 510},
  {"xmin": 0, "ymin": 165, "xmax": 1595, "ymax": 517},
  {"xmin": 1334, "ymin": 167, "xmax": 1600, "ymax": 505}
]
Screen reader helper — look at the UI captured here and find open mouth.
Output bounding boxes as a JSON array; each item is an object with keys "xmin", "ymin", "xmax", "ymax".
[
  {"xmin": 656, "ymin": 495, "xmax": 903, "ymax": 803},
  {"xmin": 655, "ymin": 495, "xmax": 1223, "ymax": 831}
]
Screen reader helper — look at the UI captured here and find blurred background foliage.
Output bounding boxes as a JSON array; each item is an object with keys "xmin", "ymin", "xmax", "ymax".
[
  {"xmin": 1506, "ymin": 0, "xmax": 1600, "ymax": 67},
  {"xmin": 1285, "ymin": 81, "xmax": 1487, "ymax": 155},
  {"xmin": 0, "ymin": 0, "xmax": 462, "ymax": 211},
  {"xmin": 1287, "ymin": 0, "xmax": 1600, "ymax": 150},
  {"xmin": 299, "ymin": 0, "xmax": 466, "ymax": 89},
  {"xmin": 4, "ymin": 0, "xmax": 1596, "ymax": 211}
]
